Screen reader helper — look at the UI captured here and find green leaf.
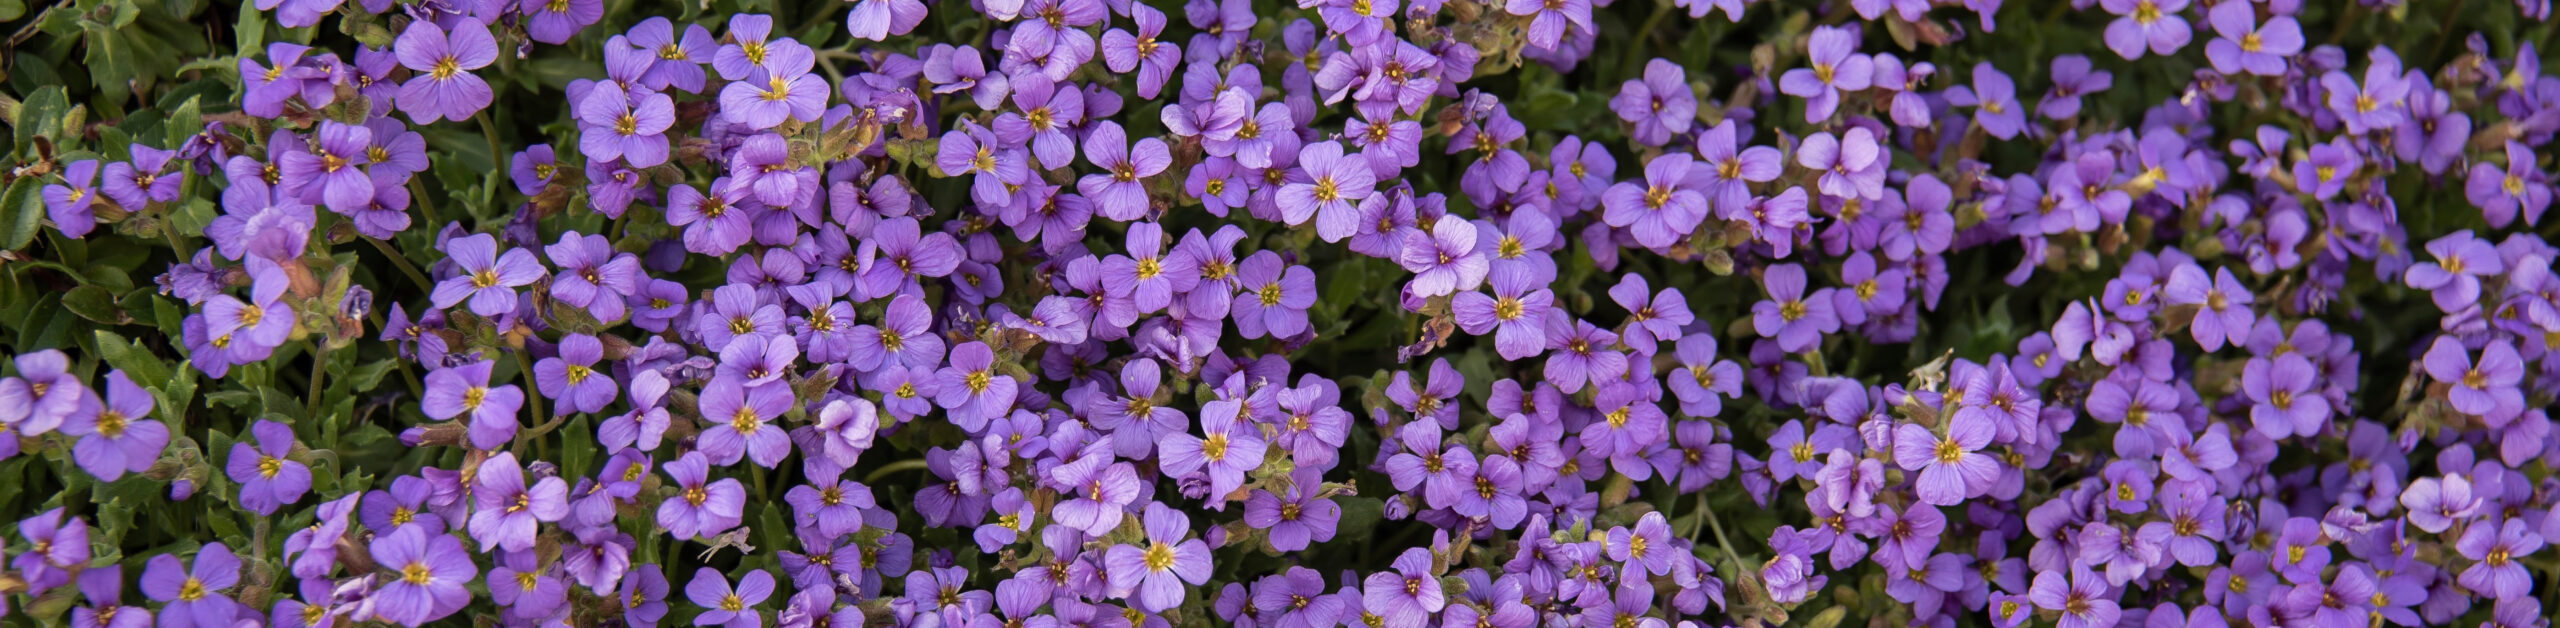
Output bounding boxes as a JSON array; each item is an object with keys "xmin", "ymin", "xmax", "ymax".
[
  {"xmin": 0, "ymin": 177, "xmax": 44, "ymax": 251},
  {"xmin": 234, "ymin": 0, "xmax": 266, "ymax": 54},
  {"xmin": 0, "ymin": 0, "xmax": 27, "ymax": 23},
  {"xmin": 63, "ymin": 285, "xmax": 129, "ymax": 324},
  {"xmin": 1331, "ymin": 496, "xmax": 1384, "ymax": 546},
  {"xmin": 165, "ymin": 96, "xmax": 203, "ymax": 148},
  {"xmin": 94, "ymin": 329, "xmax": 173, "ymax": 389},
  {"xmin": 10, "ymin": 85, "xmax": 66, "ymax": 150},
  {"xmin": 80, "ymin": 20, "xmax": 137, "ymax": 104}
]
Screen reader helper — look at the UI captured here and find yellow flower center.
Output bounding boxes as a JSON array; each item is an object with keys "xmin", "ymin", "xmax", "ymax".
[
  {"xmin": 1934, "ymin": 438, "xmax": 1965, "ymax": 464},
  {"xmin": 95, "ymin": 410, "xmax": 129, "ymax": 438},
  {"xmin": 1203, "ymin": 432, "xmax": 1230, "ymax": 461}
]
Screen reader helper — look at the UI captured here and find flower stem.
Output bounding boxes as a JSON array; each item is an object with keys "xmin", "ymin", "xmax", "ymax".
[
  {"xmin": 1623, "ymin": 1, "xmax": 1677, "ymax": 81},
  {"xmin": 1693, "ymin": 489, "xmax": 1741, "ymax": 568},
  {"xmin": 364, "ymin": 236, "xmax": 433, "ymax": 292},
  {"xmin": 513, "ymin": 353, "xmax": 550, "ymax": 456},
  {"xmin": 863, "ymin": 458, "xmax": 932, "ymax": 484},
  {"xmin": 477, "ymin": 112, "xmax": 506, "ymax": 209},
  {"xmin": 307, "ymin": 342, "xmax": 329, "ymax": 420}
]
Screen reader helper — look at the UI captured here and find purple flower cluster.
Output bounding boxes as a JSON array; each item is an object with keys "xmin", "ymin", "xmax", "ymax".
[{"xmin": 10, "ymin": 0, "xmax": 2560, "ymax": 627}]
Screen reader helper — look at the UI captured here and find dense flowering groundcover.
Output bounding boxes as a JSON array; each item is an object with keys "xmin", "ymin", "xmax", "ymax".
[{"xmin": 1, "ymin": 0, "xmax": 2559, "ymax": 625}]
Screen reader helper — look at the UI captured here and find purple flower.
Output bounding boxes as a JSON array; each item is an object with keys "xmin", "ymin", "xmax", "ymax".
[
  {"xmin": 2323, "ymin": 50, "xmax": 2411, "ymax": 134},
  {"xmin": 1609, "ymin": 58, "xmax": 1694, "ymax": 145},
  {"xmin": 69, "ymin": 565, "xmax": 145, "ymax": 628},
  {"xmin": 2398, "ymin": 473, "xmax": 2479, "ymax": 533},
  {"xmin": 1799, "ymin": 127, "xmax": 1887, "ymax": 201},
  {"xmin": 2202, "ymin": 1, "xmax": 2302, "ymax": 76},
  {"xmin": 1948, "ymin": 62, "xmax": 2027, "ymax": 139},
  {"xmin": 1359, "ymin": 549, "xmax": 1446, "ymax": 626},
  {"xmin": 1504, "ymin": 0, "xmax": 1593, "ymax": 49},
  {"xmin": 521, "ymin": 0, "xmax": 602, "ymax": 44},
  {"xmin": 717, "ymin": 41, "xmax": 827, "ymax": 129},
  {"xmin": 545, "ymin": 230, "xmax": 642, "ymax": 322},
  {"xmin": 278, "ymin": 120, "xmax": 375, "ymax": 214},
  {"xmin": 2038, "ymin": 55, "xmax": 2114, "ymax": 119},
  {"xmin": 140, "ymin": 543, "xmax": 240, "ymax": 628},
  {"xmin": 696, "ymin": 376, "xmax": 795, "ymax": 468},
  {"xmin": 1078, "ymin": 122, "xmax": 1174, "ymax": 221},
  {"xmin": 1244, "ymin": 469, "xmax": 1342, "ymax": 552},
  {"xmin": 1603, "ymin": 154, "xmax": 1708, "ymax": 248},
  {"xmin": 1778, "ymin": 26, "xmax": 1873, "ymax": 122},
  {"xmin": 2456, "ymin": 518, "xmax": 2541, "ymax": 599},
  {"xmin": 1454, "ymin": 264, "xmax": 1554, "ymax": 360},
  {"xmin": 420, "ymin": 360, "xmax": 525, "ymax": 450},
  {"xmin": 1614, "ymin": 274, "xmax": 1694, "ymax": 352},
  {"xmin": 934, "ymin": 342, "xmax": 1018, "ymax": 431},
  {"xmin": 1105, "ymin": 503, "xmax": 1213, "ymax": 612},
  {"xmin": 2100, "ymin": 0, "xmax": 2191, "ymax": 59},
  {"xmin": 2408, "ymin": 230, "xmax": 2506, "ymax": 312},
  {"xmin": 1289, "ymin": 141, "xmax": 1379, "ymax": 235},
  {"xmin": 1, "ymin": 350, "xmax": 90, "ymax": 437},
  {"xmin": 577, "ymin": 83, "xmax": 676, "ymax": 167},
  {"xmin": 13, "ymin": 508, "xmax": 90, "ymax": 594},
  {"xmin": 685, "ymin": 568, "xmax": 775, "ymax": 628},
  {"xmin": 1100, "ymin": 5, "xmax": 1182, "ymax": 98},
  {"xmin": 1543, "ymin": 315, "xmax": 1627, "ymax": 394},
  {"xmin": 845, "ymin": 0, "xmax": 928, "ymax": 40},
  {"xmin": 855, "ymin": 217, "xmax": 962, "ymax": 300},
  {"xmin": 657, "ymin": 451, "xmax": 747, "ymax": 540},
  {"xmin": 205, "ymin": 258, "xmax": 294, "ymax": 352},
  {"xmin": 42, "ymin": 160, "xmax": 100, "ymax": 238},
  {"xmin": 935, "ymin": 121, "xmax": 1031, "ymax": 208},
  {"xmin": 1752, "ymin": 264, "xmax": 1839, "ymax": 353},
  {"xmin": 2029, "ymin": 567, "xmax": 2120, "ymax": 628},
  {"xmin": 1670, "ymin": 334, "xmax": 1744, "ymax": 417},
  {"xmin": 62, "ymin": 370, "xmax": 168, "ymax": 481},
  {"xmin": 1607, "ymin": 512, "xmax": 1678, "ymax": 576},
  {"xmin": 224, "ymin": 420, "xmax": 311, "ymax": 515},
  {"xmin": 2242, "ymin": 354, "xmax": 2330, "ymax": 439},
  {"xmin": 667, "ymin": 183, "xmax": 753, "ymax": 256},
  {"xmin": 2292, "ymin": 138, "xmax": 2359, "ymax": 201},
  {"xmin": 621, "ymin": 567, "xmax": 670, "ymax": 627},
  {"xmin": 1162, "ymin": 398, "xmax": 1269, "ymax": 501},
  {"xmin": 1232, "ymin": 251, "xmax": 1317, "ymax": 340},
  {"xmin": 100, "ymin": 145, "xmax": 180, "ymax": 209},
  {"xmin": 1892, "ymin": 413, "xmax": 1999, "ymax": 505},
  {"xmin": 1398, "ymin": 218, "xmax": 1490, "ymax": 297},
  {"xmin": 468, "ymin": 452, "xmax": 567, "ymax": 552},
  {"xmin": 393, "ymin": 20, "xmax": 496, "ymax": 123},
  {"xmin": 532, "ymin": 334, "xmax": 617, "ymax": 415},
  {"xmin": 429, "ymin": 233, "xmax": 544, "ymax": 317},
  {"xmin": 2422, "ymin": 337, "xmax": 2527, "ymax": 424},
  {"xmin": 626, "ymin": 18, "xmax": 712, "ymax": 93},
  {"xmin": 2163, "ymin": 264, "xmax": 2253, "ymax": 351},
  {"xmin": 2466, "ymin": 141, "xmax": 2552, "ymax": 228}
]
